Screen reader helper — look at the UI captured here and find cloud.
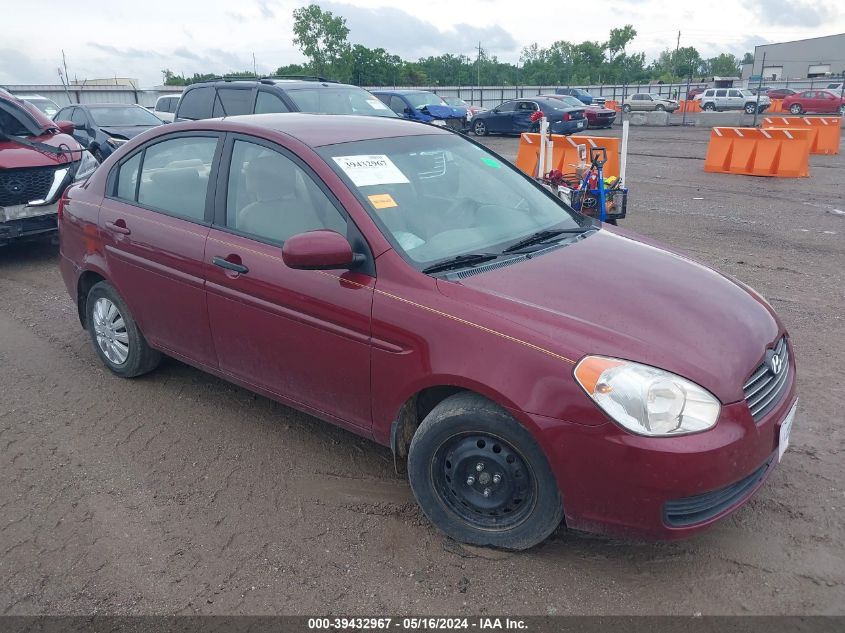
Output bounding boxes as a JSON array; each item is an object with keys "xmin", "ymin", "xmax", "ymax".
[
  {"xmin": 320, "ymin": 2, "xmax": 519, "ymax": 59},
  {"xmin": 256, "ymin": 0, "xmax": 275, "ymax": 19},
  {"xmin": 746, "ymin": 0, "xmax": 838, "ymax": 26}
]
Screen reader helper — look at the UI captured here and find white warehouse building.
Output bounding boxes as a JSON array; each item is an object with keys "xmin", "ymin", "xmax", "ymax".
[{"xmin": 742, "ymin": 33, "xmax": 845, "ymax": 81}]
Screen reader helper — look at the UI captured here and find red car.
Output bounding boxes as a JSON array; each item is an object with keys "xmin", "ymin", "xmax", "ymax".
[
  {"xmin": 541, "ymin": 94, "xmax": 616, "ymax": 128},
  {"xmin": 59, "ymin": 114, "xmax": 797, "ymax": 549},
  {"xmin": 766, "ymin": 88, "xmax": 797, "ymax": 99},
  {"xmin": 782, "ymin": 89, "xmax": 845, "ymax": 115},
  {"xmin": 1, "ymin": 89, "xmax": 97, "ymax": 246}
]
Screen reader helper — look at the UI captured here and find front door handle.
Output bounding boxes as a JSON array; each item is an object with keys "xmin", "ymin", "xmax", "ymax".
[
  {"xmin": 212, "ymin": 256, "xmax": 249, "ymax": 274},
  {"xmin": 105, "ymin": 220, "xmax": 131, "ymax": 235}
]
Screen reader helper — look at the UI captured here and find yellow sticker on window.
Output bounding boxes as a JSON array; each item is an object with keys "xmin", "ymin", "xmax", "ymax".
[{"xmin": 368, "ymin": 193, "xmax": 398, "ymax": 209}]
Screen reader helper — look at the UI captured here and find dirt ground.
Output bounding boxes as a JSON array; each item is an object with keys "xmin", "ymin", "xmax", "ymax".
[{"xmin": 1, "ymin": 125, "xmax": 843, "ymax": 616}]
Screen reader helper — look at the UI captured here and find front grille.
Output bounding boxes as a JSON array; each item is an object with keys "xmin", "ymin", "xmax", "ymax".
[
  {"xmin": 743, "ymin": 336, "xmax": 790, "ymax": 423},
  {"xmin": 444, "ymin": 117, "xmax": 464, "ymax": 131},
  {"xmin": 664, "ymin": 457, "xmax": 773, "ymax": 527},
  {"xmin": 0, "ymin": 166, "xmax": 58, "ymax": 207}
]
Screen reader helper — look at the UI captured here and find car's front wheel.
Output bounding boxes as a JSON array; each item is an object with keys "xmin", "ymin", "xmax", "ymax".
[
  {"xmin": 655, "ymin": 104, "xmax": 665, "ymax": 111},
  {"xmin": 622, "ymin": 104, "xmax": 632, "ymax": 113},
  {"xmin": 790, "ymin": 103, "xmax": 803, "ymax": 115},
  {"xmin": 473, "ymin": 120, "xmax": 488, "ymax": 136},
  {"xmin": 744, "ymin": 103, "xmax": 756, "ymax": 114},
  {"xmin": 703, "ymin": 102, "xmax": 716, "ymax": 111},
  {"xmin": 408, "ymin": 392, "xmax": 563, "ymax": 550},
  {"xmin": 839, "ymin": 104, "xmax": 845, "ymax": 115},
  {"xmin": 86, "ymin": 281, "xmax": 161, "ymax": 378}
]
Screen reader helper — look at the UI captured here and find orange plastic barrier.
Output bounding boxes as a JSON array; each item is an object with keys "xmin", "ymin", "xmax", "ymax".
[
  {"xmin": 604, "ymin": 100, "xmax": 620, "ymax": 112},
  {"xmin": 704, "ymin": 127, "xmax": 810, "ymax": 177},
  {"xmin": 762, "ymin": 116, "xmax": 841, "ymax": 155},
  {"xmin": 768, "ymin": 99, "xmax": 783, "ymax": 113},
  {"xmin": 674, "ymin": 100, "xmax": 702, "ymax": 114},
  {"xmin": 515, "ymin": 133, "xmax": 620, "ymax": 179}
]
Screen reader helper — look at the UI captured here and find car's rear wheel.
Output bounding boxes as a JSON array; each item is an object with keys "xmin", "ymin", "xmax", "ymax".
[
  {"xmin": 86, "ymin": 281, "xmax": 161, "ymax": 378},
  {"xmin": 473, "ymin": 120, "xmax": 488, "ymax": 136},
  {"xmin": 655, "ymin": 104, "xmax": 665, "ymax": 111},
  {"xmin": 622, "ymin": 104, "xmax": 632, "ymax": 113},
  {"xmin": 703, "ymin": 102, "xmax": 716, "ymax": 112},
  {"xmin": 790, "ymin": 103, "xmax": 803, "ymax": 115},
  {"xmin": 839, "ymin": 104, "xmax": 845, "ymax": 115},
  {"xmin": 744, "ymin": 103, "xmax": 756, "ymax": 114},
  {"xmin": 408, "ymin": 392, "xmax": 563, "ymax": 550}
]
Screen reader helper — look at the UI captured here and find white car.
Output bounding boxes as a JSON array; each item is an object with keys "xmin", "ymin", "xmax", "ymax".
[
  {"xmin": 15, "ymin": 94, "xmax": 61, "ymax": 118},
  {"xmin": 153, "ymin": 94, "xmax": 181, "ymax": 122},
  {"xmin": 695, "ymin": 88, "xmax": 770, "ymax": 114}
]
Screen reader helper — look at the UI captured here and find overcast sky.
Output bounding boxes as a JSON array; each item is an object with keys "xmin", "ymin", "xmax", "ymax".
[{"xmin": 1, "ymin": 0, "xmax": 842, "ymax": 87}]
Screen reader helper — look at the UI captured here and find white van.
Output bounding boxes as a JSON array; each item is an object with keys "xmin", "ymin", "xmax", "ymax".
[{"xmin": 153, "ymin": 94, "xmax": 181, "ymax": 122}]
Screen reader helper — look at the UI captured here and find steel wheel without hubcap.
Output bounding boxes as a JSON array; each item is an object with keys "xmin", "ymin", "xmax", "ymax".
[
  {"xmin": 431, "ymin": 433, "xmax": 536, "ymax": 530},
  {"xmin": 92, "ymin": 297, "xmax": 129, "ymax": 365}
]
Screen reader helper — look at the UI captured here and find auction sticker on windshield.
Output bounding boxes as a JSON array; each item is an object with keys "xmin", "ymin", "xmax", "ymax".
[{"xmin": 333, "ymin": 155, "xmax": 409, "ymax": 187}]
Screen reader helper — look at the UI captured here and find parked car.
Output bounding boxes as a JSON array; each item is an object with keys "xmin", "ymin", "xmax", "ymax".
[
  {"xmin": 781, "ymin": 90, "xmax": 845, "ymax": 115},
  {"xmin": 541, "ymin": 94, "xmax": 616, "ymax": 128},
  {"xmin": 471, "ymin": 97, "xmax": 587, "ymax": 136},
  {"xmin": 53, "ymin": 104, "xmax": 164, "ymax": 162},
  {"xmin": 58, "ymin": 113, "xmax": 797, "ymax": 549},
  {"xmin": 554, "ymin": 88, "xmax": 605, "ymax": 107},
  {"xmin": 766, "ymin": 88, "xmax": 797, "ymax": 99},
  {"xmin": 621, "ymin": 93, "xmax": 679, "ymax": 113},
  {"xmin": 687, "ymin": 86, "xmax": 707, "ymax": 100},
  {"xmin": 825, "ymin": 82, "xmax": 843, "ymax": 91},
  {"xmin": 372, "ymin": 90, "xmax": 468, "ymax": 131},
  {"xmin": 14, "ymin": 94, "xmax": 61, "ymax": 118},
  {"xmin": 442, "ymin": 96, "xmax": 486, "ymax": 117},
  {"xmin": 174, "ymin": 77, "xmax": 397, "ymax": 122},
  {"xmin": 695, "ymin": 88, "xmax": 770, "ymax": 113},
  {"xmin": 153, "ymin": 94, "xmax": 181, "ymax": 122},
  {"xmin": 0, "ymin": 89, "xmax": 97, "ymax": 246},
  {"xmin": 749, "ymin": 86, "xmax": 772, "ymax": 95}
]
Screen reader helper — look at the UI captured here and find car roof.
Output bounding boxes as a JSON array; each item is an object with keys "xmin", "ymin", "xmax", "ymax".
[
  {"xmin": 211, "ymin": 112, "xmax": 449, "ymax": 147},
  {"xmin": 185, "ymin": 79, "xmax": 353, "ymax": 90},
  {"xmin": 372, "ymin": 89, "xmax": 433, "ymax": 95}
]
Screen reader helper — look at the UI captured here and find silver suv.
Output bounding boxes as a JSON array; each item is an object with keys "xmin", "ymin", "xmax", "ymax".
[{"xmin": 695, "ymin": 88, "xmax": 770, "ymax": 114}]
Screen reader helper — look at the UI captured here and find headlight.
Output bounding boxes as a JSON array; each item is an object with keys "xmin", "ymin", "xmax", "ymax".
[
  {"xmin": 106, "ymin": 137, "xmax": 127, "ymax": 148},
  {"xmin": 574, "ymin": 356, "xmax": 720, "ymax": 436},
  {"xmin": 74, "ymin": 150, "xmax": 99, "ymax": 181}
]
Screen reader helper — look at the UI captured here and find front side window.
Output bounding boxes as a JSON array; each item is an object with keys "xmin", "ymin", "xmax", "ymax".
[
  {"xmin": 728, "ymin": 90, "xmax": 742, "ymax": 98},
  {"xmin": 404, "ymin": 92, "xmax": 447, "ymax": 109},
  {"xmin": 495, "ymin": 101, "xmax": 516, "ymax": 112},
  {"xmin": 388, "ymin": 96, "xmax": 407, "ymax": 115},
  {"xmin": 225, "ymin": 139, "xmax": 346, "ymax": 243},
  {"xmin": 177, "ymin": 86, "xmax": 214, "ymax": 120},
  {"xmin": 318, "ymin": 134, "xmax": 590, "ymax": 268},
  {"xmin": 70, "ymin": 108, "xmax": 88, "ymax": 128},
  {"xmin": 285, "ymin": 86, "xmax": 395, "ymax": 117},
  {"xmin": 255, "ymin": 91, "xmax": 290, "ymax": 114},
  {"xmin": 123, "ymin": 136, "xmax": 219, "ymax": 221}
]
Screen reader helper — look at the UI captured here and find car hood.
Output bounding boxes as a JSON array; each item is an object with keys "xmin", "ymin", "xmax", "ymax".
[
  {"xmin": 0, "ymin": 131, "xmax": 82, "ymax": 168},
  {"xmin": 437, "ymin": 228, "xmax": 781, "ymax": 403},
  {"xmin": 98, "ymin": 125, "xmax": 158, "ymax": 139},
  {"xmin": 420, "ymin": 104, "xmax": 467, "ymax": 119}
]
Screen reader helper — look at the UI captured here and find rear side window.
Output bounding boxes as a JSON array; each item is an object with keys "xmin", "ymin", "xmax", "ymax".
[
  {"xmin": 113, "ymin": 136, "xmax": 218, "ymax": 221},
  {"xmin": 254, "ymin": 91, "xmax": 290, "ymax": 114},
  {"xmin": 715, "ymin": 90, "xmax": 727, "ymax": 97},
  {"xmin": 213, "ymin": 88, "xmax": 255, "ymax": 117},
  {"xmin": 176, "ymin": 87, "xmax": 214, "ymax": 120}
]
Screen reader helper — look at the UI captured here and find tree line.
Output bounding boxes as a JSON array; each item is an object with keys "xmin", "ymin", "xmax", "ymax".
[{"xmin": 162, "ymin": 4, "xmax": 750, "ymax": 87}]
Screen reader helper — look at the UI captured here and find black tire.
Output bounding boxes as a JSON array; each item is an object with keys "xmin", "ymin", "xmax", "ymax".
[
  {"xmin": 703, "ymin": 102, "xmax": 715, "ymax": 112},
  {"xmin": 744, "ymin": 103, "xmax": 756, "ymax": 114},
  {"xmin": 473, "ymin": 120, "xmax": 488, "ymax": 136},
  {"xmin": 655, "ymin": 104, "xmax": 665, "ymax": 111},
  {"xmin": 839, "ymin": 104, "xmax": 845, "ymax": 116},
  {"xmin": 86, "ymin": 281, "xmax": 161, "ymax": 378},
  {"xmin": 622, "ymin": 104, "xmax": 632, "ymax": 113},
  {"xmin": 790, "ymin": 103, "xmax": 803, "ymax": 115},
  {"xmin": 408, "ymin": 392, "xmax": 563, "ymax": 550}
]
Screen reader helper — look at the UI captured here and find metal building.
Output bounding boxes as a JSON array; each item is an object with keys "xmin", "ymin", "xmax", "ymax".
[{"xmin": 742, "ymin": 33, "xmax": 845, "ymax": 81}]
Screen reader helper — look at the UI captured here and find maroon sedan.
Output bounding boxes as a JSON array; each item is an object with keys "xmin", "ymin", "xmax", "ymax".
[
  {"xmin": 58, "ymin": 114, "xmax": 797, "ymax": 549},
  {"xmin": 782, "ymin": 89, "xmax": 845, "ymax": 115}
]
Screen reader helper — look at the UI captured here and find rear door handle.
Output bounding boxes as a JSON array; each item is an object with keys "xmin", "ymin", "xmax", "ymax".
[
  {"xmin": 212, "ymin": 256, "xmax": 249, "ymax": 274},
  {"xmin": 105, "ymin": 220, "xmax": 131, "ymax": 235}
]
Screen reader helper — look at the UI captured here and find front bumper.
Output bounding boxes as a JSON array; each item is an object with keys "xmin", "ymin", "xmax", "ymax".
[
  {"xmin": 534, "ymin": 368, "xmax": 797, "ymax": 540},
  {"xmin": 0, "ymin": 200, "xmax": 59, "ymax": 244}
]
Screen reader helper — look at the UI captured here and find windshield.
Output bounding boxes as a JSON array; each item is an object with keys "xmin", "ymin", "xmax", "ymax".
[
  {"xmin": 405, "ymin": 92, "xmax": 447, "ymax": 109},
  {"xmin": 286, "ymin": 87, "xmax": 396, "ymax": 117},
  {"xmin": 740, "ymin": 90, "xmax": 756, "ymax": 97},
  {"xmin": 318, "ymin": 134, "xmax": 590, "ymax": 268},
  {"xmin": 443, "ymin": 97, "xmax": 467, "ymax": 106},
  {"xmin": 25, "ymin": 98, "xmax": 59, "ymax": 118},
  {"xmin": 555, "ymin": 95, "xmax": 584, "ymax": 108},
  {"xmin": 88, "ymin": 106, "xmax": 162, "ymax": 126}
]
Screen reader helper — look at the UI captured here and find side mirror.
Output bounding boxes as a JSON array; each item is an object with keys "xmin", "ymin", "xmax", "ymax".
[
  {"xmin": 55, "ymin": 120, "xmax": 75, "ymax": 134},
  {"xmin": 282, "ymin": 230, "xmax": 362, "ymax": 270}
]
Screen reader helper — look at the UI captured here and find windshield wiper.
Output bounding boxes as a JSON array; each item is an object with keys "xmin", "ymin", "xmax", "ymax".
[
  {"xmin": 422, "ymin": 253, "xmax": 499, "ymax": 274},
  {"xmin": 502, "ymin": 228, "xmax": 591, "ymax": 253}
]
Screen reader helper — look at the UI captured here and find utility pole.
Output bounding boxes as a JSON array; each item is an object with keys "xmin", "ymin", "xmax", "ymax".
[
  {"xmin": 753, "ymin": 51, "xmax": 766, "ymax": 127},
  {"xmin": 476, "ymin": 41, "xmax": 482, "ymax": 88},
  {"xmin": 674, "ymin": 31, "xmax": 681, "ymax": 84},
  {"xmin": 252, "ymin": 52, "xmax": 257, "ymax": 77}
]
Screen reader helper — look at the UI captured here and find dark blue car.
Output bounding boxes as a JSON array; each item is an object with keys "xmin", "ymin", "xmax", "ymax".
[
  {"xmin": 53, "ymin": 104, "xmax": 164, "ymax": 162},
  {"xmin": 372, "ymin": 90, "xmax": 469, "ymax": 132},
  {"xmin": 470, "ymin": 98, "xmax": 588, "ymax": 137},
  {"xmin": 554, "ymin": 88, "xmax": 605, "ymax": 107}
]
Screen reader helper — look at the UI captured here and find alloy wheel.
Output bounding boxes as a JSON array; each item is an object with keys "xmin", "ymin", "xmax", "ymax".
[
  {"xmin": 431, "ymin": 432, "xmax": 536, "ymax": 530},
  {"xmin": 92, "ymin": 297, "xmax": 129, "ymax": 365}
]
